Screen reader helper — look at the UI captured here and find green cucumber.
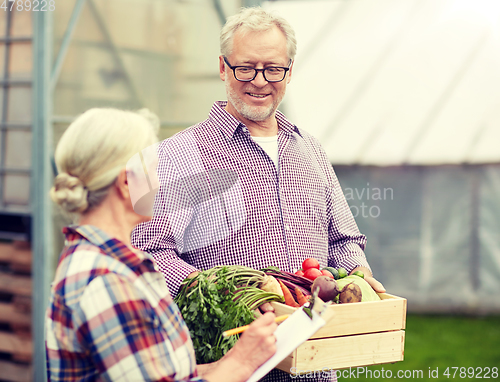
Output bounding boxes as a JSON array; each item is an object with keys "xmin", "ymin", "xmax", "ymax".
[
  {"xmin": 337, "ymin": 267, "xmax": 348, "ymax": 279},
  {"xmin": 352, "ymin": 270, "xmax": 365, "ymax": 279}
]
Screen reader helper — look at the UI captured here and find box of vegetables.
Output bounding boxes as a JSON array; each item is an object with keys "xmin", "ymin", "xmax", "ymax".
[
  {"xmin": 174, "ymin": 262, "xmax": 406, "ymax": 374},
  {"xmin": 264, "ymin": 259, "xmax": 407, "ymax": 374}
]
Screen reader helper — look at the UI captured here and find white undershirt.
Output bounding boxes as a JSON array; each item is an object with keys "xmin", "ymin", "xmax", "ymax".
[{"xmin": 251, "ymin": 135, "xmax": 279, "ymax": 168}]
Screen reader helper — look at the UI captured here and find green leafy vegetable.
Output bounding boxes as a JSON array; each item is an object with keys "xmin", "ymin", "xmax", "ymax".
[{"xmin": 175, "ymin": 265, "xmax": 284, "ymax": 364}]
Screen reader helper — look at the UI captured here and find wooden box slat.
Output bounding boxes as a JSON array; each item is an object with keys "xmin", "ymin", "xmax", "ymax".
[
  {"xmin": 271, "ymin": 293, "xmax": 407, "ymax": 373},
  {"xmin": 0, "ymin": 242, "xmax": 32, "ymax": 265},
  {"xmin": 0, "ymin": 331, "xmax": 32, "ymax": 359},
  {"xmin": 0, "ymin": 360, "xmax": 32, "ymax": 382},
  {"xmin": 0, "ymin": 241, "xmax": 32, "ymax": 274},
  {"xmin": 271, "ymin": 293, "xmax": 406, "ymax": 339},
  {"xmin": 12, "ymin": 295, "xmax": 32, "ymax": 314},
  {"xmin": 277, "ymin": 331, "xmax": 405, "ymax": 373},
  {"xmin": 0, "ymin": 273, "xmax": 32, "ymax": 296},
  {"xmin": 0, "ymin": 301, "xmax": 31, "ymax": 327}
]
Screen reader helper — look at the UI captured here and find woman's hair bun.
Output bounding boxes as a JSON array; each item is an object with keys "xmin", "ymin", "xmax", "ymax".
[{"xmin": 50, "ymin": 173, "xmax": 89, "ymax": 213}]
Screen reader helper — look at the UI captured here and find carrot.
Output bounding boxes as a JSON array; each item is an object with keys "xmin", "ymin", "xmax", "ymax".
[
  {"xmin": 295, "ymin": 287, "xmax": 310, "ymax": 306},
  {"xmin": 279, "ymin": 279, "xmax": 299, "ymax": 307}
]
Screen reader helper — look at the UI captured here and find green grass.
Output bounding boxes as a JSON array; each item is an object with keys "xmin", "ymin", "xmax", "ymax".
[{"xmin": 337, "ymin": 314, "xmax": 500, "ymax": 381}]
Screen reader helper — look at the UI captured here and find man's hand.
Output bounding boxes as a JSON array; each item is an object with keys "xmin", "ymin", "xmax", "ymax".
[
  {"xmin": 184, "ymin": 271, "xmax": 200, "ymax": 289},
  {"xmin": 186, "ymin": 270, "xmax": 200, "ymax": 279},
  {"xmin": 350, "ymin": 266, "xmax": 386, "ymax": 293}
]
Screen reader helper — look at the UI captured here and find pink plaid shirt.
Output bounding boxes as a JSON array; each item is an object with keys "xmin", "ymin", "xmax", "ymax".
[
  {"xmin": 131, "ymin": 101, "xmax": 368, "ymax": 382},
  {"xmin": 132, "ymin": 101, "xmax": 369, "ymax": 297}
]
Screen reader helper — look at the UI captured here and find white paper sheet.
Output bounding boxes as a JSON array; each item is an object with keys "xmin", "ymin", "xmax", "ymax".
[{"xmin": 247, "ymin": 307, "xmax": 326, "ymax": 382}]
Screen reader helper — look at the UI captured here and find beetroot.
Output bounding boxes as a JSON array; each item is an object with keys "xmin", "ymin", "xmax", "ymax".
[{"xmin": 311, "ymin": 276, "xmax": 340, "ymax": 302}]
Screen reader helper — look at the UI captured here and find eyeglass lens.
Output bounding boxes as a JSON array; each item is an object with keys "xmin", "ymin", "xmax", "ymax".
[{"xmin": 235, "ymin": 67, "xmax": 286, "ymax": 82}]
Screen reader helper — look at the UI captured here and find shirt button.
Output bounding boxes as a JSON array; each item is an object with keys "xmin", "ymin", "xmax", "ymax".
[{"xmin": 285, "ymin": 224, "xmax": 291, "ymax": 231}]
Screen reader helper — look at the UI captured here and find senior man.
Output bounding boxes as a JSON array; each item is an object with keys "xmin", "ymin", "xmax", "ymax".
[{"xmin": 132, "ymin": 7, "xmax": 384, "ymax": 382}]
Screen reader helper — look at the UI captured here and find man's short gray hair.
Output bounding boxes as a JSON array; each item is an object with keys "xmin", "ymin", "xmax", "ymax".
[{"xmin": 220, "ymin": 7, "xmax": 297, "ymax": 61}]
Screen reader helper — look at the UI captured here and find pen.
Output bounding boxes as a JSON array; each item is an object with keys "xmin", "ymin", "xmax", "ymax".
[{"xmin": 222, "ymin": 314, "xmax": 290, "ymax": 337}]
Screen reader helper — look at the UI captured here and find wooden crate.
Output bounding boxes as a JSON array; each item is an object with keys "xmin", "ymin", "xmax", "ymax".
[
  {"xmin": 0, "ymin": 241, "xmax": 32, "ymax": 274},
  {"xmin": 271, "ymin": 293, "xmax": 407, "ymax": 374},
  {"xmin": 0, "ymin": 240, "xmax": 32, "ymax": 381},
  {"xmin": 0, "ymin": 360, "xmax": 33, "ymax": 382}
]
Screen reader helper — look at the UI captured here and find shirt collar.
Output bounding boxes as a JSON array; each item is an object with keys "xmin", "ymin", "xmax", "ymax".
[
  {"xmin": 276, "ymin": 109, "xmax": 301, "ymax": 136},
  {"xmin": 63, "ymin": 225, "xmax": 152, "ymax": 270},
  {"xmin": 210, "ymin": 100, "xmax": 301, "ymax": 139},
  {"xmin": 209, "ymin": 101, "xmax": 242, "ymax": 139}
]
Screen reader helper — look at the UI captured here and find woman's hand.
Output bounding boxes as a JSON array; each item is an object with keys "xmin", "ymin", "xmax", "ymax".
[
  {"xmin": 203, "ymin": 312, "xmax": 277, "ymax": 382},
  {"xmin": 254, "ymin": 302, "xmax": 275, "ymax": 318}
]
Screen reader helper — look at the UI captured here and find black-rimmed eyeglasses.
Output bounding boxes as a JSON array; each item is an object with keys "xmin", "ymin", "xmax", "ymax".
[{"xmin": 223, "ymin": 56, "xmax": 291, "ymax": 83}]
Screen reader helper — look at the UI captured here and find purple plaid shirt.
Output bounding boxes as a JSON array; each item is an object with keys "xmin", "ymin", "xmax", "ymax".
[
  {"xmin": 132, "ymin": 101, "xmax": 369, "ymax": 381},
  {"xmin": 46, "ymin": 225, "xmax": 204, "ymax": 382}
]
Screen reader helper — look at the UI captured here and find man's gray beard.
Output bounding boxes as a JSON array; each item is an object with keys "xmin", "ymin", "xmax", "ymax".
[{"xmin": 226, "ymin": 83, "xmax": 277, "ymax": 122}]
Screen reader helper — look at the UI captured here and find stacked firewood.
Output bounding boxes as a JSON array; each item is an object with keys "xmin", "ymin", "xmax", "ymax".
[{"xmin": 0, "ymin": 241, "xmax": 32, "ymax": 382}]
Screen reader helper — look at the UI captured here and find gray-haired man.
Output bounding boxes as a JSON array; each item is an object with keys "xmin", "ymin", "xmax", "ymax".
[{"xmin": 133, "ymin": 7, "xmax": 384, "ymax": 382}]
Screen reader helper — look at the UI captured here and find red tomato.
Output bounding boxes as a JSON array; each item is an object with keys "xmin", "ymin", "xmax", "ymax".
[
  {"xmin": 295, "ymin": 270, "xmax": 305, "ymax": 277},
  {"xmin": 302, "ymin": 258, "xmax": 320, "ymax": 271},
  {"xmin": 321, "ymin": 269, "xmax": 334, "ymax": 279},
  {"xmin": 303, "ymin": 268, "xmax": 322, "ymax": 281}
]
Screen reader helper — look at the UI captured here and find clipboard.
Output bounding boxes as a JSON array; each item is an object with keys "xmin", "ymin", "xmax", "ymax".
[{"xmin": 247, "ymin": 294, "xmax": 334, "ymax": 382}]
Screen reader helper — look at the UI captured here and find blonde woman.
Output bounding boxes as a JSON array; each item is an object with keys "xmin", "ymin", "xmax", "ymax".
[{"xmin": 46, "ymin": 108, "xmax": 277, "ymax": 382}]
